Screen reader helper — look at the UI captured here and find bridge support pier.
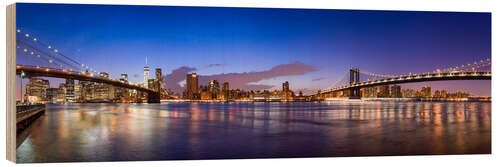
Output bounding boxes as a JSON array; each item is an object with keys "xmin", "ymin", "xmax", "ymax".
[
  {"xmin": 147, "ymin": 92, "xmax": 161, "ymax": 103},
  {"xmin": 349, "ymin": 88, "xmax": 361, "ymax": 99},
  {"xmin": 349, "ymin": 68, "xmax": 361, "ymax": 99}
]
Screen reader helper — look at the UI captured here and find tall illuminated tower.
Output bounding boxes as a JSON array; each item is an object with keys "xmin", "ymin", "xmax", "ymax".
[{"xmin": 144, "ymin": 57, "xmax": 149, "ymax": 88}]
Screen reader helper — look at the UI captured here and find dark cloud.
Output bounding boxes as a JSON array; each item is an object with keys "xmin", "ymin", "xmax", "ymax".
[
  {"xmin": 312, "ymin": 77, "xmax": 325, "ymax": 82},
  {"xmin": 206, "ymin": 64, "xmax": 223, "ymax": 68},
  {"xmin": 164, "ymin": 66, "xmax": 197, "ymax": 94},
  {"xmin": 163, "ymin": 61, "xmax": 317, "ymax": 94},
  {"xmin": 295, "ymin": 88, "xmax": 318, "ymax": 95}
]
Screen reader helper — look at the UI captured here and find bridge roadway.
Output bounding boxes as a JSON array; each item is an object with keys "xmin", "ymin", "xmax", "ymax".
[
  {"xmin": 320, "ymin": 71, "xmax": 491, "ymax": 94},
  {"xmin": 16, "ymin": 65, "xmax": 161, "ymax": 102}
]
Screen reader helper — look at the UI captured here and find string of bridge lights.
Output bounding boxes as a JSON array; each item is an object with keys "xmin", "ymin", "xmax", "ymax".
[
  {"xmin": 16, "ymin": 28, "xmax": 99, "ymax": 75},
  {"xmin": 16, "ymin": 39, "xmax": 82, "ymax": 71},
  {"xmin": 438, "ymin": 58, "xmax": 491, "ymax": 73},
  {"xmin": 358, "ymin": 70, "xmax": 398, "ymax": 78},
  {"xmin": 17, "ymin": 43, "xmax": 94, "ymax": 74},
  {"xmin": 16, "ymin": 45, "xmax": 66, "ymax": 70},
  {"xmin": 326, "ymin": 58, "xmax": 491, "ymax": 90}
]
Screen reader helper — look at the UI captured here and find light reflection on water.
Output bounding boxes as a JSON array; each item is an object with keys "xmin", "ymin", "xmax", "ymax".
[{"xmin": 16, "ymin": 101, "xmax": 491, "ymax": 163}]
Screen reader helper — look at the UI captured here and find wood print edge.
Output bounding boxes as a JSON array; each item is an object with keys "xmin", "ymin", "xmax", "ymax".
[{"xmin": 6, "ymin": 3, "xmax": 17, "ymax": 163}]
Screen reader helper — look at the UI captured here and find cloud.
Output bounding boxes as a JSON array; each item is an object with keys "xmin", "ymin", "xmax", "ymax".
[
  {"xmin": 164, "ymin": 66, "xmax": 197, "ymax": 94},
  {"xmin": 312, "ymin": 77, "xmax": 325, "ymax": 82},
  {"xmin": 163, "ymin": 61, "xmax": 317, "ymax": 94},
  {"xmin": 295, "ymin": 88, "xmax": 318, "ymax": 95},
  {"xmin": 206, "ymin": 64, "xmax": 223, "ymax": 68}
]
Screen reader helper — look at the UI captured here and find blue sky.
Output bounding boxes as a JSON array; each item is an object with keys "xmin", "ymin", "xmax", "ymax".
[{"xmin": 15, "ymin": 3, "xmax": 491, "ymax": 96}]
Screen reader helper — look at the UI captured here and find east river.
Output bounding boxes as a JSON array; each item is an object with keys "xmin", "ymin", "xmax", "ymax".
[{"xmin": 16, "ymin": 101, "xmax": 491, "ymax": 163}]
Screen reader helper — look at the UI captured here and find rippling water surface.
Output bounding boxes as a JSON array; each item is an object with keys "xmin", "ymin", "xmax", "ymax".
[{"xmin": 16, "ymin": 101, "xmax": 491, "ymax": 163}]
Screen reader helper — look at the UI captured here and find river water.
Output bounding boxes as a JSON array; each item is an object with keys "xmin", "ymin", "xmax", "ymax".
[{"xmin": 16, "ymin": 101, "xmax": 491, "ymax": 163}]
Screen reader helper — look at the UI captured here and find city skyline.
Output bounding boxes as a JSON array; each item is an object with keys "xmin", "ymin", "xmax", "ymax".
[{"xmin": 15, "ymin": 3, "xmax": 491, "ymax": 97}]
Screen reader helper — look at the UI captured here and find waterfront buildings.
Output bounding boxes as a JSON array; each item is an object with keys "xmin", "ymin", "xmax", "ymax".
[
  {"xmin": 378, "ymin": 85, "xmax": 390, "ymax": 97},
  {"xmin": 390, "ymin": 85, "xmax": 402, "ymax": 98},
  {"xmin": 421, "ymin": 86, "xmax": 432, "ymax": 98},
  {"xmin": 24, "ymin": 77, "xmax": 50, "ymax": 102}
]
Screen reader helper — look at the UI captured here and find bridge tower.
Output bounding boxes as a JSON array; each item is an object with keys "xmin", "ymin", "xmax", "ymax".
[
  {"xmin": 147, "ymin": 92, "xmax": 161, "ymax": 103},
  {"xmin": 349, "ymin": 68, "xmax": 361, "ymax": 99}
]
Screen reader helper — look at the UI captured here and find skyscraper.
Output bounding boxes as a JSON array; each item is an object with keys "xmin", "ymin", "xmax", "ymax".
[
  {"xmin": 378, "ymin": 85, "xmax": 390, "ymax": 97},
  {"xmin": 283, "ymin": 81, "xmax": 290, "ymax": 92},
  {"xmin": 155, "ymin": 68, "xmax": 162, "ymax": 81},
  {"xmin": 390, "ymin": 85, "xmax": 402, "ymax": 98},
  {"xmin": 209, "ymin": 80, "xmax": 220, "ymax": 99},
  {"xmin": 282, "ymin": 81, "xmax": 293, "ymax": 99},
  {"xmin": 144, "ymin": 66, "xmax": 150, "ymax": 88},
  {"xmin": 24, "ymin": 77, "xmax": 50, "ymax": 102},
  {"xmin": 155, "ymin": 68, "xmax": 165, "ymax": 92},
  {"xmin": 45, "ymin": 88, "xmax": 59, "ymax": 103},
  {"xmin": 186, "ymin": 73, "xmax": 198, "ymax": 99},
  {"xmin": 96, "ymin": 72, "xmax": 114, "ymax": 100},
  {"xmin": 222, "ymin": 82, "xmax": 229, "ymax": 100},
  {"xmin": 222, "ymin": 82, "xmax": 229, "ymax": 93}
]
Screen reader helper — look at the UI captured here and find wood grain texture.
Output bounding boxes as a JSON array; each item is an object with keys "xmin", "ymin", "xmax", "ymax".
[{"xmin": 6, "ymin": 3, "xmax": 17, "ymax": 163}]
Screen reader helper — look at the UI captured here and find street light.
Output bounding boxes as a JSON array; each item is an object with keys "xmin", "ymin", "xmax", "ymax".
[{"xmin": 20, "ymin": 71, "xmax": 26, "ymax": 104}]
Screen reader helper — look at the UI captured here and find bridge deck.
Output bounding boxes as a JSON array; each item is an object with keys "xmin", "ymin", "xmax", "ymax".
[
  {"xmin": 16, "ymin": 65, "xmax": 157, "ymax": 93},
  {"xmin": 320, "ymin": 71, "xmax": 491, "ymax": 94}
]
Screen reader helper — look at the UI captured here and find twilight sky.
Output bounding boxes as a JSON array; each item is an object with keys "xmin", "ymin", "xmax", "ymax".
[{"xmin": 15, "ymin": 3, "xmax": 491, "ymax": 96}]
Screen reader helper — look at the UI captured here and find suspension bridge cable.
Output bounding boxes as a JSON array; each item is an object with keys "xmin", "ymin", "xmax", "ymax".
[
  {"xmin": 17, "ymin": 46, "xmax": 65, "ymax": 69},
  {"xmin": 16, "ymin": 29, "xmax": 98, "ymax": 74},
  {"xmin": 17, "ymin": 39, "xmax": 81, "ymax": 71}
]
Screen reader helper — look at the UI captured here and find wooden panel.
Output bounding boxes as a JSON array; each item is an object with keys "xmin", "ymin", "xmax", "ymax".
[{"xmin": 6, "ymin": 3, "xmax": 17, "ymax": 163}]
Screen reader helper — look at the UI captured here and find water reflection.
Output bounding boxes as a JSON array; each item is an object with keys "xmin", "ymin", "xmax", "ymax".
[{"xmin": 16, "ymin": 101, "xmax": 491, "ymax": 163}]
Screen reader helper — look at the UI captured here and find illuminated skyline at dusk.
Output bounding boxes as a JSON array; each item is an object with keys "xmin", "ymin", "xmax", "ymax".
[{"xmin": 15, "ymin": 3, "xmax": 491, "ymax": 96}]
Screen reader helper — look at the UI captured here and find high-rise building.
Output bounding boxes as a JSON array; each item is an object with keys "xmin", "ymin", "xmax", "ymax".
[
  {"xmin": 378, "ymin": 85, "xmax": 390, "ymax": 97},
  {"xmin": 56, "ymin": 84, "xmax": 66, "ymax": 103},
  {"xmin": 79, "ymin": 80, "xmax": 95, "ymax": 101},
  {"xmin": 209, "ymin": 80, "xmax": 220, "ymax": 99},
  {"xmin": 282, "ymin": 81, "xmax": 294, "ymax": 99},
  {"xmin": 144, "ymin": 66, "xmax": 150, "ymax": 88},
  {"xmin": 421, "ymin": 86, "xmax": 431, "ymax": 98},
  {"xmin": 148, "ymin": 79, "xmax": 160, "ymax": 91},
  {"xmin": 283, "ymin": 81, "xmax": 290, "ymax": 92},
  {"xmin": 221, "ymin": 82, "xmax": 229, "ymax": 100},
  {"xmin": 185, "ymin": 73, "xmax": 198, "ymax": 99},
  {"xmin": 440, "ymin": 90, "xmax": 447, "ymax": 98},
  {"xmin": 155, "ymin": 68, "xmax": 166, "ymax": 96},
  {"xmin": 96, "ymin": 72, "xmax": 114, "ymax": 100},
  {"xmin": 222, "ymin": 82, "xmax": 229, "ymax": 92},
  {"xmin": 155, "ymin": 68, "xmax": 162, "ymax": 81},
  {"xmin": 64, "ymin": 79, "xmax": 75, "ymax": 103},
  {"xmin": 402, "ymin": 89, "xmax": 416, "ymax": 98},
  {"xmin": 25, "ymin": 77, "xmax": 50, "ymax": 102},
  {"xmin": 74, "ymin": 83, "xmax": 82, "ymax": 102},
  {"xmin": 45, "ymin": 88, "xmax": 59, "ymax": 103},
  {"xmin": 362, "ymin": 87, "xmax": 377, "ymax": 98},
  {"xmin": 390, "ymin": 85, "xmax": 402, "ymax": 98}
]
